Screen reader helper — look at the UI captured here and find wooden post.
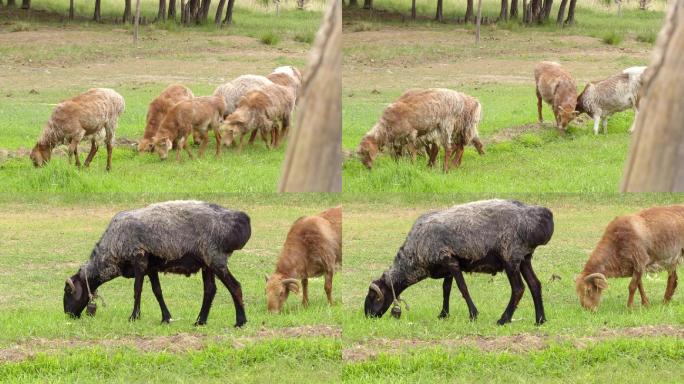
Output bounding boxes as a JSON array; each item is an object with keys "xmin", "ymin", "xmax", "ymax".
[
  {"xmin": 621, "ymin": 0, "xmax": 684, "ymax": 191},
  {"xmin": 278, "ymin": 0, "xmax": 341, "ymax": 192},
  {"xmin": 134, "ymin": 0, "xmax": 141, "ymax": 42},
  {"xmin": 475, "ymin": 0, "xmax": 482, "ymax": 43}
]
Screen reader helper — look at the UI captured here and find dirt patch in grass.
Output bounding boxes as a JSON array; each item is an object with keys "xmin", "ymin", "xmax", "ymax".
[
  {"xmin": 0, "ymin": 325, "xmax": 341, "ymax": 363},
  {"xmin": 342, "ymin": 325, "xmax": 684, "ymax": 361}
]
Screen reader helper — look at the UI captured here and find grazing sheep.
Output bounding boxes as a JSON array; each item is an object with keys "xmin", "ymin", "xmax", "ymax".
[
  {"xmin": 268, "ymin": 66, "xmax": 303, "ymax": 99},
  {"xmin": 357, "ymin": 88, "xmax": 484, "ymax": 172},
  {"xmin": 364, "ymin": 199, "xmax": 554, "ymax": 325},
  {"xmin": 576, "ymin": 66, "xmax": 647, "ymax": 134},
  {"xmin": 30, "ymin": 88, "xmax": 124, "ymax": 171},
  {"xmin": 138, "ymin": 85, "xmax": 194, "ymax": 152},
  {"xmin": 534, "ymin": 61, "xmax": 579, "ymax": 131},
  {"xmin": 265, "ymin": 206, "xmax": 342, "ymax": 313},
  {"xmin": 575, "ymin": 205, "xmax": 684, "ymax": 311},
  {"xmin": 63, "ymin": 200, "xmax": 251, "ymax": 327},
  {"xmin": 213, "ymin": 74, "xmax": 273, "ymax": 116},
  {"xmin": 220, "ymin": 83, "xmax": 295, "ymax": 151},
  {"xmin": 152, "ymin": 96, "xmax": 226, "ymax": 161}
]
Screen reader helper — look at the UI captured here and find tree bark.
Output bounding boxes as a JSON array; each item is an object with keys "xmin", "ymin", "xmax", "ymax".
[
  {"xmin": 541, "ymin": 0, "xmax": 553, "ymax": 21},
  {"xmin": 564, "ymin": 0, "xmax": 576, "ymax": 24},
  {"xmin": 124, "ymin": 0, "xmax": 132, "ymax": 23},
  {"xmin": 20, "ymin": 0, "xmax": 29, "ymax": 9},
  {"xmin": 93, "ymin": 0, "xmax": 102, "ymax": 22},
  {"xmin": 466, "ymin": 0, "xmax": 474, "ymax": 22},
  {"xmin": 215, "ymin": 0, "xmax": 226, "ymax": 26},
  {"xmin": 510, "ymin": 0, "xmax": 518, "ymax": 19},
  {"xmin": 411, "ymin": 0, "xmax": 416, "ymax": 20},
  {"xmin": 69, "ymin": 0, "xmax": 75, "ymax": 19},
  {"xmin": 621, "ymin": 0, "xmax": 684, "ymax": 192},
  {"xmin": 500, "ymin": 0, "xmax": 508, "ymax": 21},
  {"xmin": 157, "ymin": 0, "xmax": 167, "ymax": 21},
  {"xmin": 475, "ymin": 0, "xmax": 482, "ymax": 42},
  {"xmin": 168, "ymin": 0, "xmax": 176, "ymax": 19},
  {"xmin": 199, "ymin": 0, "xmax": 211, "ymax": 21},
  {"xmin": 134, "ymin": 0, "xmax": 141, "ymax": 41},
  {"xmin": 363, "ymin": 0, "xmax": 372, "ymax": 10},
  {"xmin": 526, "ymin": 0, "xmax": 542, "ymax": 23},
  {"xmin": 349, "ymin": 0, "xmax": 358, "ymax": 7},
  {"xmin": 435, "ymin": 0, "xmax": 443, "ymax": 22},
  {"xmin": 556, "ymin": 0, "xmax": 568, "ymax": 25},
  {"xmin": 181, "ymin": 0, "xmax": 186, "ymax": 23},
  {"xmin": 7, "ymin": 0, "xmax": 16, "ymax": 7},
  {"xmin": 223, "ymin": 0, "xmax": 235, "ymax": 24},
  {"xmin": 279, "ymin": 0, "xmax": 341, "ymax": 192}
]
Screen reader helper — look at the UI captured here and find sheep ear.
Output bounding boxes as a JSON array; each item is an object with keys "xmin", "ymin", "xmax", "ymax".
[{"xmin": 584, "ymin": 273, "xmax": 608, "ymax": 290}]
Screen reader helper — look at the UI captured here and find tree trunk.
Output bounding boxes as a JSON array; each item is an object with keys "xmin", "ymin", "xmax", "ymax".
[
  {"xmin": 500, "ymin": 0, "xmax": 508, "ymax": 21},
  {"xmin": 510, "ymin": 0, "xmax": 518, "ymax": 19},
  {"xmin": 556, "ymin": 0, "xmax": 568, "ymax": 25},
  {"xmin": 564, "ymin": 0, "xmax": 576, "ymax": 24},
  {"xmin": 349, "ymin": 0, "xmax": 357, "ymax": 7},
  {"xmin": 20, "ymin": 0, "xmax": 29, "ymax": 9},
  {"xmin": 541, "ymin": 0, "xmax": 553, "ymax": 21},
  {"xmin": 279, "ymin": 0, "xmax": 342, "ymax": 192},
  {"xmin": 223, "ymin": 0, "xmax": 235, "ymax": 24},
  {"xmin": 475, "ymin": 0, "xmax": 482, "ymax": 42},
  {"xmin": 157, "ymin": 0, "xmax": 167, "ymax": 21},
  {"xmin": 526, "ymin": 0, "xmax": 542, "ymax": 23},
  {"xmin": 7, "ymin": 0, "xmax": 16, "ymax": 7},
  {"xmin": 198, "ymin": 0, "xmax": 211, "ymax": 21},
  {"xmin": 215, "ymin": 0, "xmax": 226, "ymax": 25},
  {"xmin": 93, "ymin": 0, "xmax": 101, "ymax": 22},
  {"xmin": 621, "ymin": 0, "xmax": 684, "ymax": 191},
  {"xmin": 363, "ymin": 0, "xmax": 372, "ymax": 10},
  {"xmin": 465, "ymin": 0, "xmax": 474, "ymax": 22},
  {"xmin": 523, "ymin": 0, "xmax": 528, "ymax": 23},
  {"xmin": 411, "ymin": 0, "xmax": 416, "ymax": 20},
  {"xmin": 134, "ymin": 0, "xmax": 141, "ymax": 41},
  {"xmin": 181, "ymin": 0, "xmax": 186, "ymax": 23},
  {"xmin": 435, "ymin": 0, "xmax": 443, "ymax": 22},
  {"xmin": 124, "ymin": 0, "xmax": 132, "ymax": 23},
  {"xmin": 168, "ymin": 0, "xmax": 176, "ymax": 19},
  {"xmin": 69, "ymin": 0, "xmax": 74, "ymax": 19}
]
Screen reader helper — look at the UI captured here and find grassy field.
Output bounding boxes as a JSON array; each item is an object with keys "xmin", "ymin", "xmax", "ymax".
[
  {"xmin": 1, "ymin": 195, "xmax": 683, "ymax": 381},
  {"xmin": 342, "ymin": 4, "xmax": 663, "ymax": 192},
  {"xmin": 0, "ymin": 4, "xmax": 322, "ymax": 194}
]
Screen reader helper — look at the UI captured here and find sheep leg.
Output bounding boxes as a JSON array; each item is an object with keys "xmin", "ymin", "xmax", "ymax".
[
  {"xmin": 602, "ymin": 116, "xmax": 608, "ymax": 134},
  {"xmin": 664, "ymin": 270, "xmax": 678, "ymax": 303},
  {"xmin": 301, "ymin": 278, "xmax": 309, "ymax": 307},
  {"xmin": 213, "ymin": 128, "xmax": 222, "ymax": 157},
  {"xmin": 212, "ymin": 265, "xmax": 247, "ymax": 327},
  {"xmin": 281, "ymin": 114, "xmax": 290, "ymax": 139},
  {"xmin": 182, "ymin": 137, "xmax": 194, "ymax": 160},
  {"xmin": 129, "ymin": 267, "xmax": 145, "ymax": 321},
  {"xmin": 105, "ymin": 132, "xmax": 113, "ymax": 171},
  {"xmin": 592, "ymin": 115, "xmax": 601, "ymax": 135},
  {"xmin": 497, "ymin": 263, "xmax": 525, "ymax": 325},
  {"xmin": 324, "ymin": 272, "xmax": 334, "ymax": 305},
  {"xmin": 448, "ymin": 263, "xmax": 478, "ymax": 320},
  {"xmin": 627, "ymin": 272, "xmax": 641, "ymax": 308},
  {"xmin": 443, "ymin": 144, "xmax": 452, "ymax": 173},
  {"xmin": 195, "ymin": 268, "xmax": 217, "ymax": 326},
  {"xmin": 148, "ymin": 271, "xmax": 172, "ymax": 324},
  {"xmin": 450, "ymin": 143, "xmax": 465, "ymax": 169},
  {"xmin": 197, "ymin": 130, "xmax": 209, "ymax": 158},
  {"xmin": 238, "ymin": 133, "xmax": 246, "ymax": 153},
  {"xmin": 247, "ymin": 129, "xmax": 258, "ymax": 145},
  {"xmin": 536, "ymin": 89, "xmax": 543, "ymax": 123},
  {"xmin": 68, "ymin": 139, "xmax": 81, "ymax": 167},
  {"xmin": 637, "ymin": 278, "xmax": 649, "ymax": 306},
  {"xmin": 83, "ymin": 138, "xmax": 99, "ymax": 168},
  {"xmin": 438, "ymin": 277, "xmax": 452, "ymax": 319},
  {"xmin": 472, "ymin": 137, "xmax": 485, "ymax": 155},
  {"xmin": 520, "ymin": 256, "xmax": 546, "ymax": 325},
  {"xmin": 629, "ymin": 107, "xmax": 638, "ymax": 133},
  {"xmin": 427, "ymin": 143, "xmax": 439, "ymax": 167}
]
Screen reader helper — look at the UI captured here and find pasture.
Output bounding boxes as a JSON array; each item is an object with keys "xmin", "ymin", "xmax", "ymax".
[
  {"xmin": 1, "ymin": 194, "xmax": 683, "ymax": 382},
  {"xmin": 0, "ymin": 2, "xmax": 323, "ymax": 195},
  {"xmin": 342, "ymin": 3, "xmax": 663, "ymax": 192}
]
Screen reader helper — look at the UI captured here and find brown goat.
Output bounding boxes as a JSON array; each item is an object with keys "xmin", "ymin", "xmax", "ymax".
[
  {"xmin": 534, "ymin": 61, "xmax": 579, "ymax": 131},
  {"xmin": 265, "ymin": 206, "xmax": 342, "ymax": 313},
  {"xmin": 152, "ymin": 96, "xmax": 226, "ymax": 161},
  {"xmin": 30, "ymin": 88, "xmax": 125, "ymax": 171},
  {"xmin": 138, "ymin": 85, "xmax": 194, "ymax": 152},
  {"xmin": 576, "ymin": 205, "xmax": 684, "ymax": 311}
]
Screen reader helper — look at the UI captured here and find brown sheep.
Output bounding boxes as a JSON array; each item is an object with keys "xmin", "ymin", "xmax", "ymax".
[
  {"xmin": 357, "ymin": 88, "xmax": 483, "ymax": 172},
  {"xmin": 152, "ymin": 96, "xmax": 226, "ymax": 161},
  {"xmin": 265, "ymin": 206, "xmax": 342, "ymax": 313},
  {"xmin": 138, "ymin": 85, "xmax": 194, "ymax": 152},
  {"xmin": 30, "ymin": 88, "xmax": 125, "ymax": 171},
  {"xmin": 220, "ymin": 83, "xmax": 295, "ymax": 151},
  {"xmin": 576, "ymin": 205, "xmax": 684, "ymax": 311},
  {"xmin": 534, "ymin": 61, "xmax": 579, "ymax": 131},
  {"xmin": 267, "ymin": 65, "xmax": 303, "ymax": 101}
]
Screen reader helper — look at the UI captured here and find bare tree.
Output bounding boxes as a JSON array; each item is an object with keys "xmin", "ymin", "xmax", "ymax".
[
  {"xmin": 541, "ymin": 0, "xmax": 553, "ymax": 21},
  {"xmin": 124, "ymin": 0, "xmax": 132, "ymax": 23},
  {"xmin": 279, "ymin": 0, "xmax": 341, "ymax": 192},
  {"xmin": 564, "ymin": 0, "xmax": 577, "ymax": 24},
  {"xmin": 94, "ymin": 0, "xmax": 102, "ymax": 22},
  {"xmin": 411, "ymin": 0, "xmax": 416, "ymax": 20},
  {"xmin": 215, "ymin": 0, "xmax": 226, "ymax": 25},
  {"xmin": 500, "ymin": 0, "xmax": 508, "ymax": 21},
  {"xmin": 223, "ymin": 0, "xmax": 236, "ymax": 24},
  {"xmin": 466, "ymin": 0, "xmax": 474, "ymax": 22},
  {"xmin": 157, "ymin": 0, "xmax": 167, "ymax": 22},
  {"xmin": 435, "ymin": 0, "xmax": 443, "ymax": 22},
  {"xmin": 556, "ymin": 0, "xmax": 568, "ymax": 25},
  {"xmin": 168, "ymin": 0, "xmax": 177, "ymax": 19},
  {"xmin": 510, "ymin": 0, "xmax": 519, "ymax": 19},
  {"xmin": 621, "ymin": 0, "xmax": 684, "ymax": 192}
]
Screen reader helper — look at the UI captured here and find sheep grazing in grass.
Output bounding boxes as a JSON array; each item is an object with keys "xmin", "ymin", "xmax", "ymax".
[
  {"xmin": 213, "ymin": 74, "xmax": 273, "ymax": 117},
  {"xmin": 357, "ymin": 88, "xmax": 484, "ymax": 172},
  {"xmin": 63, "ymin": 200, "xmax": 251, "ymax": 327},
  {"xmin": 364, "ymin": 199, "xmax": 554, "ymax": 325},
  {"xmin": 30, "ymin": 88, "xmax": 124, "ymax": 171},
  {"xmin": 576, "ymin": 66, "xmax": 647, "ymax": 135},
  {"xmin": 152, "ymin": 96, "xmax": 226, "ymax": 161},
  {"xmin": 575, "ymin": 205, "xmax": 684, "ymax": 311},
  {"xmin": 534, "ymin": 61, "xmax": 579, "ymax": 131},
  {"xmin": 220, "ymin": 83, "xmax": 296, "ymax": 151},
  {"xmin": 138, "ymin": 85, "xmax": 194, "ymax": 152},
  {"xmin": 267, "ymin": 66, "xmax": 303, "ymax": 98},
  {"xmin": 265, "ymin": 206, "xmax": 342, "ymax": 313}
]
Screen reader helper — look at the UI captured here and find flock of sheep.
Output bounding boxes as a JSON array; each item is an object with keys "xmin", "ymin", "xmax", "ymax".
[
  {"xmin": 63, "ymin": 199, "xmax": 682, "ymax": 327},
  {"xmin": 29, "ymin": 66, "xmax": 302, "ymax": 169},
  {"xmin": 355, "ymin": 61, "xmax": 646, "ymax": 172}
]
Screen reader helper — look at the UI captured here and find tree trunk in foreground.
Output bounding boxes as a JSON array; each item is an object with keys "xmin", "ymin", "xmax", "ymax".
[
  {"xmin": 279, "ymin": 0, "xmax": 341, "ymax": 192},
  {"xmin": 621, "ymin": 0, "xmax": 684, "ymax": 191}
]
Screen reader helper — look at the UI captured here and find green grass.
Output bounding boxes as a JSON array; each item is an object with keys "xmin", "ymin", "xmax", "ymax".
[
  {"xmin": 260, "ymin": 30, "xmax": 281, "ymax": 45},
  {"xmin": 602, "ymin": 30, "xmax": 623, "ymax": 45}
]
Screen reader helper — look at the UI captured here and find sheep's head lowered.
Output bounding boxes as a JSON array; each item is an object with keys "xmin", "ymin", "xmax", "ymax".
[
  {"xmin": 30, "ymin": 143, "xmax": 51, "ymax": 167},
  {"xmin": 63, "ymin": 270, "xmax": 90, "ymax": 318},
  {"xmin": 357, "ymin": 135, "xmax": 379, "ymax": 170},
  {"xmin": 220, "ymin": 110, "xmax": 248, "ymax": 148},
  {"xmin": 265, "ymin": 273, "xmax": 300, "ymax": 313},
  {"xmin": 575, "ymin": 272, "xmax": 608, "ymax": 311},
  {"xmin": 364, "ymin": 277, "xmax": 394, "ymax": 318},
  {"xmin": 153, "ymin": 137, "xmax": 173, "ymax": 160}
]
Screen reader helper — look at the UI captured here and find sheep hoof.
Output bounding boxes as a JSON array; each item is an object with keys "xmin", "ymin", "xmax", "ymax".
[
  {"xmin": 194, "ymin": 320, "xmax": 207, "ymax": 326},
  {"xmin": 496, "ymin": 318, "xmax": 510, "ymax": 326},
  {"xmin": 161, "ymin": 317, "xmax": 172, "ymax": 324},
  {"xmin": 469, "ymin": 312, "xmax": 479, "ymax": 321},
  {"xmin": 234, "ymin": 320, "xmax": 246, "ymax": 328},
  {"xmin": 128, "ymin": 313, "xmax": 140, "ymax": 322},
  {"xmin": 438, "ymin": 311, "xmax": 449, "ymax": 319},
  {"xmin": 535, "ymin": 316, "xmax": 546, "ymax": 325}
]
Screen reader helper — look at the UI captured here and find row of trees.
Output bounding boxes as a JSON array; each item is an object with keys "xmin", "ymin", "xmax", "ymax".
[{"xmin": 347, "ymin": 0, "xmax": 579, "ymax": 26}]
